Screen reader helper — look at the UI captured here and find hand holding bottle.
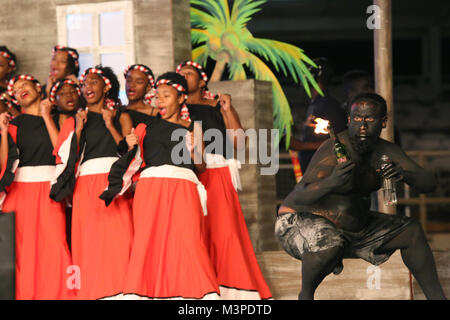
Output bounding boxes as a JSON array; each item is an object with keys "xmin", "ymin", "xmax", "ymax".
[
  {"xmin": 379, "ymin": 155, "xmax": 398, "ymax": 206},
  {"xmin": 378, "ymin": 158, "xmax": 404, "ymax": 182},
  {"xmin": 328, "ymin": 124, "xmax": 349, "ymax": 163}
]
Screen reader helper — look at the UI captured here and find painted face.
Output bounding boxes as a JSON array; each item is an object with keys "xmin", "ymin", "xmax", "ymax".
[
  {"xmin": 348, "ymin": 101, "xmax": 386, "ymax": 154},
  {"xmin": 82, "ymin": 73, "xmax": 107, "ymax": 105},
  {"xmin": 56, "ymin": 83, "xmax": 80, "ymax": 112},
  {"xmin": 0, "ymin": 55, "xmax": 13, "ymax": 82},
  {"xmin": 178, "ymin": 66, "xmax": 204, "ymax": 94},
  {"xmin": 125, "ymin": 69, "xmax": 150, "ymax": 102},
  {"xmin": 154, "ymin": 84, "xmax": 183, "ymax": 119},
  {"xmin": 50, "ymin": 51, "xmax": 70, "ymax": 80},
  {"xmin": 12, "ymin": 79, "xmax": 40, "ymax": 108}
]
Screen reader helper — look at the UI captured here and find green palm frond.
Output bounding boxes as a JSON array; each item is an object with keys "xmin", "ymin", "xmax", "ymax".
[
  {"xmin": 231, "ymin": 0, "xmax": 267, "ymax": 28},
  {"xmin": 245, "ymin": 51, "xmax": 293, "ymax": 147},
  {"xmin": 191, "ymin": 28, "xmax": 210, "ymax": 45},
  {"xmin": 192, "ymin": 45, "xmax": 208, "ymax": 66},
  {"xmin": 189, "ymin": 0, "xmax": 322, "ymax": 149},
  {"xmin": 244, "ymin": 37, "xmax": 322, "ymax": 97},
  {"xmin": 191, "ymin": 0, "xmax": 230, "ymax": 24},
  {"xmin": 228, "ymin": 62, "xmax": 247, "ymax": 81},
  {"xmin": 190, "ymin": 7, "xmax": 218, "ymax": 29}
]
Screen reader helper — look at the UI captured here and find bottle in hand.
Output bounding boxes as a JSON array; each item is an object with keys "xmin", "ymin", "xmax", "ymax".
[
  {"xmin": 380, "ymin": 154, "xmax": 397, "ymax": 206},
  {"xmin": 328, "ymin": 125, "xmax": 349, "ymax": 164}
]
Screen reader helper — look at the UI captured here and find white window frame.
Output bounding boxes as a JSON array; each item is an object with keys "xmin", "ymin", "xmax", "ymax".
[{"xmin": 56, "ymin": 1, "xmax": 135, "ymax": 89}]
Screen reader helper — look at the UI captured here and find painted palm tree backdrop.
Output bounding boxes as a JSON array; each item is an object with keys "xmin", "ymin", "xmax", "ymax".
[{"xmin": 190, "ymin": 0, "xmax": 323, "ymax": 148}]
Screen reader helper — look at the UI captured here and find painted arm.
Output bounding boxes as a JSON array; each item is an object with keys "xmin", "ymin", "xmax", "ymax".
[
  {"xmin": 282, "ymin": 141, "xmax": 355, "ymax": 207},
  {"xmin": 379, "ymin": 143, "xmax": 437, "ymax": 193}
]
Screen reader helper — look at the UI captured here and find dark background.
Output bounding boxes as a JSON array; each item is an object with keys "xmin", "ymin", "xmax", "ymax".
[{"xmin": 244, "ymin": 0, "xmax": 450, "ymax": 229}]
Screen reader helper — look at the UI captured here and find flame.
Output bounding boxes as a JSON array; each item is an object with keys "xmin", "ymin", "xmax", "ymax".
[{"xmin": 314, "ymin": 118, "xmax": 330, "ymax": 134}]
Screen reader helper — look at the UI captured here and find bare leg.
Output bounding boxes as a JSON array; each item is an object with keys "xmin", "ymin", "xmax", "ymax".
[
  {"xmin": 377, "ymin": 219, "xmax": 446, "ymax": 300},
  {"xmin": 299, "ymin": 246, "xmax": 344, "ymax": 300}
]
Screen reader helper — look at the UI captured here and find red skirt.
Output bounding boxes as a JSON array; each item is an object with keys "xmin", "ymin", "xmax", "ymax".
[
  {"xmin": 199, "ymin": 166, "xmax": 272, "ymax": 299},
  {"xmin": 71, "ymin": 173, "xmax": 133, "ymax": 300},
  {"xmin": 3, "ymin": 181, "xmax": 74, "ymax": 300},
  {"xmin": 123, "ymin": 176, "xmax": 219, "ymax": 299}
]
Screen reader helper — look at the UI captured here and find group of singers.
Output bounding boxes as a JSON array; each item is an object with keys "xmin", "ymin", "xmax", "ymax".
[{"xmin": 0, "ymin": 45, "xmax": 272, "ymax": 300}]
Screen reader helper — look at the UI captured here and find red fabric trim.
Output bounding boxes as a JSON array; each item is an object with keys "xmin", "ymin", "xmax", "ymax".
[
  {"xmin": 7, "ymin": 124, "xmax": 17, "ymax": 144},
  {"xmin": 135, "ymin": 123, "xmax": 147, "ymax": 168},
  {"xmin": 1, "ymin": 124, "xmax": 17, "ymax": 179},
  {"xmin": 132, "ymin": 173, "xmax": 140, "ymax": 184},
  {"xmin": 0, "ymin": 141, "xmax": 7, "ymax": 180},
  {"xmin": 53, "ymin": 117, "xmax": 75, "ymax": 164}
]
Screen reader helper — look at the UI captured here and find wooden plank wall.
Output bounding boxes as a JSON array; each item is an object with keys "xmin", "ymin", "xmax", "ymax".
[
  {"xmin": 0, "ymin": 0, "xmax": 192, "ymax": 81},
  {"xmin": 208, "ymin": 80, "xmax": 280, "ymax": 252}
]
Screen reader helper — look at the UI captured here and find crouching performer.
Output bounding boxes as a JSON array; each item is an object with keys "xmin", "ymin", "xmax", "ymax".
[{"xmin": 276, "ymin": 92, "xmax": 446, "ymax": 300}]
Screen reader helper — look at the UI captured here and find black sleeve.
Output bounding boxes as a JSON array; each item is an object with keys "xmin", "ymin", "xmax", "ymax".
[
  {"xmin": 117, "ymin": 138, "xmax": 129, "ymax": 156},
  {"xmin": 0, "ymin": 134, "xmax": 19, "ymax": 192},
  {"xmin": 99, "ymin": 145, "xmax": 138, "ymax": 206},
  {"xmin": 50, "ymin": 117, "xmax": 79, "ymax": 202},
  {"xmin": 49, "ymin": 132, "xmax": 78, "ymax": 202}
]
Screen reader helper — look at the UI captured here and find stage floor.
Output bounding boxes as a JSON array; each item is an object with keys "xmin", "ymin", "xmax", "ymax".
[{"xmin": 256, "ymin": 246, "xmax": 450, "ymax": 300}]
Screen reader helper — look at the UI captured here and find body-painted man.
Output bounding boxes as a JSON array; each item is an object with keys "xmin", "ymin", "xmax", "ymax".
[{"xmin": 276, "ymin": 92, "xmax": 446, "ymax": 300}]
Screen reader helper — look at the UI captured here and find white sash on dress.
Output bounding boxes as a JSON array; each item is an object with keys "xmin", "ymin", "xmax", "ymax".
[{"xmin": 140, "ymin": 164, "xmax": 208, "ymax": 216}]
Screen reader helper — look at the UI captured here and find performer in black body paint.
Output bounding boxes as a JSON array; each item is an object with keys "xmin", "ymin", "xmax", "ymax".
[{"xmin": 276, "ymin": 92, "xmax": 446, "ymax": 300}]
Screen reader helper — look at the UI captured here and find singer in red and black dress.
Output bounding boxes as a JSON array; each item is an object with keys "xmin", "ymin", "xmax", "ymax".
[
  {"xmin": 48, "ymin": 78, "xmax": 84, "ymax": 249},
  {"xmin": 0, "ymin": 46, "xmax": 16, "ymax": 96},
  {"xmin": 43, "ymin": 45, "xmax": 80, "ymax": 99},
  {"xmin": 0, "ymin": 46, "xmax": 20, "ymax": 117},
  {"xmin": 177, "ymin": 61, "xmax": 272, "ymax": 299},
  {"xmin": 101, "ymin": 72, "xmax": 219, "ymax": 300},
  {"xmin": 0, "ymin": 75, "xmax": 74, "ymax": 300},
  {"xmin": 49, "ymin": 78, "xmax": 83, "ymax": 130},
  {"xmin": 70, "ymin": 66, "xmax": 133, "ymax": 300},
  {"xmin": 124, "ymin": 64, "xmax": 159, "ymax": 127}
]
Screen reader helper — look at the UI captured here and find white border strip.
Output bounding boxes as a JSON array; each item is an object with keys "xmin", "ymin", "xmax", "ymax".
[
  {"xmin": 78, "ymin": 157, "xmax": 119, "ymax": 176},
  {"xmin": 14, "ymin": 165, "xmax": 55, "ymax": 182},
  {"xmin": 140, "ymin": 165, "xmax": 208, "ymax": 216},
  {"xmin": 204, "ymin": 153, "xmax": 242, "ymax": 191},
  {"xmin": 100, "ymin": 292, "xmax": 220, "ymax": 300}
]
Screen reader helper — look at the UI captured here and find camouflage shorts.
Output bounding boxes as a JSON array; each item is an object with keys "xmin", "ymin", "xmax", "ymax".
[{"xmin": 275, "ymin": 211, "xmax": 412, "ymax": 266}]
